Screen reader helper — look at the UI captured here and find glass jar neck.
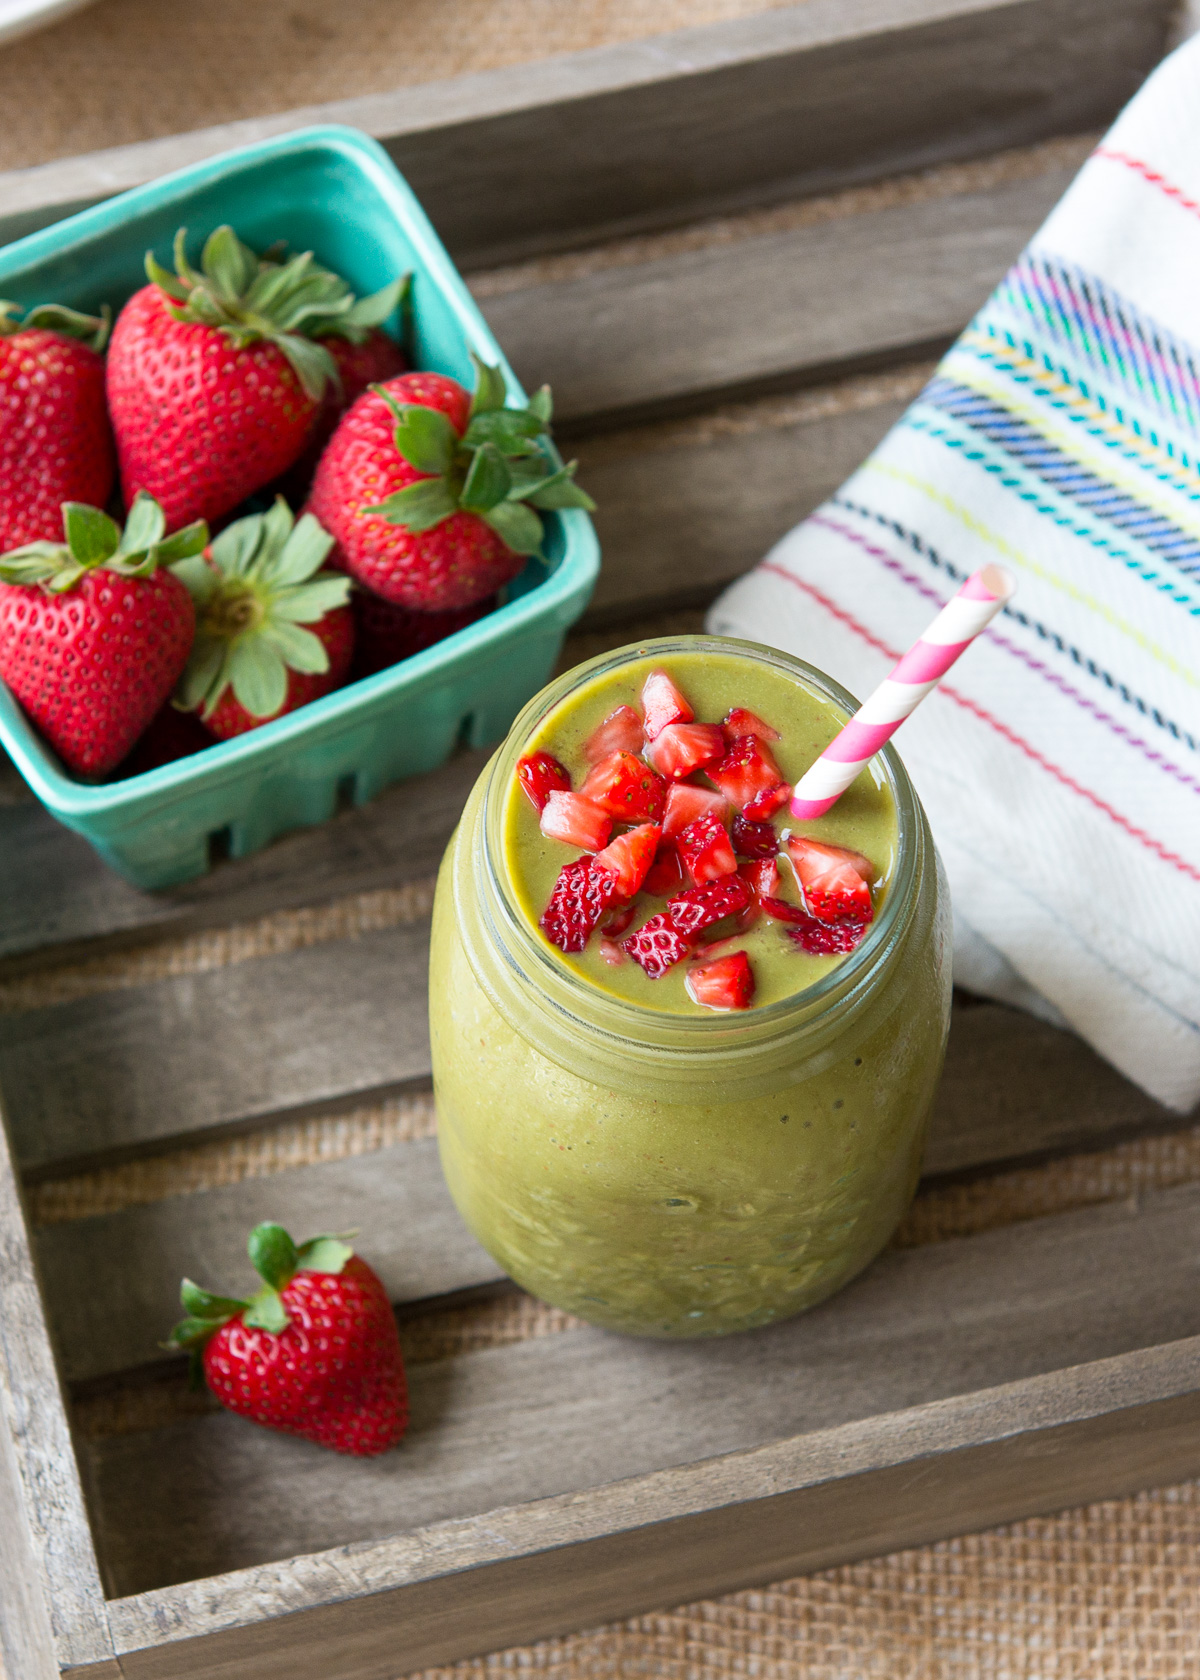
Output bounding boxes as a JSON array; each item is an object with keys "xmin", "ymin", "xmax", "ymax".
[{"xmin": 453, "ymin": 635, "xmax": 931, "ymax": 1102}]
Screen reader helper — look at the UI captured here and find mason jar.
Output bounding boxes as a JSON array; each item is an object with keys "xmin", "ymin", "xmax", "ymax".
[{"xmin": 430, "ymin": 636, "xmax": 950, "ymax": 1339}]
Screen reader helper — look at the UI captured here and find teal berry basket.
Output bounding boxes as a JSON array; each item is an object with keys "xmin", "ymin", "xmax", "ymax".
[{"xmin": 0, "ymin": 125, "xmax": 599, "ymax": 889}]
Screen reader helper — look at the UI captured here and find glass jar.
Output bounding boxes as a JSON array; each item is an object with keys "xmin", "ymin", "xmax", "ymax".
[{"xmin": 430, "ymin": 636, "xmax": 950, "ymax": 1339}]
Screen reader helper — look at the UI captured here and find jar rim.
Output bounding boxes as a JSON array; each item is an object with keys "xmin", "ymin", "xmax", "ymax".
[{"xmin": 476, "ymin": 633, "xmax": 922, "ymax": 1055}]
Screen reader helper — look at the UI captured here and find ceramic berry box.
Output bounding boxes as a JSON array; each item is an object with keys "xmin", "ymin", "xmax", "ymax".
[{"xmin": 0, "ymin": 124, "xmax": 599, "ymax": 889}]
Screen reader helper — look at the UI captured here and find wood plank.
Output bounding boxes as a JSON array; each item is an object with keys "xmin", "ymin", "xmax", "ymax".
[
  {"xmin": 86, "ymin": 1180, "xmax": 1200, "ymax": 1601},
  {"xmin": 0, "ymin": 1109, "xmax": 116, "ymax": 1678},
  {"xmin": 1, "ymin": 921, "xmax": 433, "ymax": 1179},
  {"xmin": 39, "ymin": 1140, "xmax": 505, "ymax": 1386},
  {"xmin": 0, "ymin": 749, "xmax": 482, "ymax": 973},
  {"xmin": 104, "ymin": 1341, "xmax": 1200, "ymax": 1680},
  {"xmin": 485, "ymin": 164, "xmax": 1077, "ymax": 429},
  {"xmin": 32, "ymin": 1000, "xmax": 1185, "ymax": 1390},
  {"xmin": 0, "ymin": 1, "xmax": 1171, "ymax": 267}
]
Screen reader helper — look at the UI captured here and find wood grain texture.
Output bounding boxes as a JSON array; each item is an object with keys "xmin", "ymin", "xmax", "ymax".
[
  {"xmin": 1, "ymin": 922, "xmax": 433, "ymax": 1179},
  {"xmin": 0, "ymin": 0, "xmax": 1172, "ymax": 265},
  {"xmin": 0, "ymin": 1108, "xmax": 115, "ymax": 1677},
  {"xmin": 31, "ymin": 999, "xmax": 1185, "ymax": 1389},
  {"xmin": 87, "ymin": 1181, "xmax": 1200, "ymax": 1602},
  {"xmin": 40, "ymin": 1140, "xmax": 504, "ymax": 1385},
  {"xmin": 485, "ymin": 166, "xmax": 1074, "ymax": 427},
  {"xmin": 105, "ymin": 1350, "xmax": 1200, "ymax": 1680}
]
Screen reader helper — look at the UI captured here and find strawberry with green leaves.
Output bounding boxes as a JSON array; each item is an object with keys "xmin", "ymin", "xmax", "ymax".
[
  {"xmin": 167, "ymin": 1222, "xmax": 408, "ymax": 1458},
  {"xmin": 306, "ymin": 356, "xmax": 595, "ymax": 612},
  {"xmin": 0, "ymin": 494, "xmax": 205, "ymax": 775},
  {"xmin": 106, "ymin": 226, "xmax": 405, "ymax": 529},
  {"xmin": 0, "ymin": 299, "xmax": 115, "ymax": 551},
  {"xmin": 173, "ymin": 496, "xmax": 353, "ymax": 739}
]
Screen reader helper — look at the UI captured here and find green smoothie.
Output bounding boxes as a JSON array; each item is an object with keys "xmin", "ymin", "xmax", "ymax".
[
  {"xmin": 505, "ymin": 648, "xmax": 898, "ymax": 1011},
  {"xmin": 430, "ymin": 636, "xmax": 950, "ymax": 1339}
]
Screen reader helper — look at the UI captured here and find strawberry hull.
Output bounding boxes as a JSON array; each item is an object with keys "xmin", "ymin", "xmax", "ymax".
[{"xmin": 0, "ymin": 126, "xmax": 598, "ymax": 887}]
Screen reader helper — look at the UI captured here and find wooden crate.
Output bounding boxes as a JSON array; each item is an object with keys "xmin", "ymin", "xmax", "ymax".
[{"xmin": 1, "ymin": 3, "xmax": 1196, "ymax": 1675}]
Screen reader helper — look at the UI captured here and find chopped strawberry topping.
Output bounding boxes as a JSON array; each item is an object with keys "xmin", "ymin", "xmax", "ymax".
[
  {"xmin": 599, "ymin": 936, "xmax": 628, "ymax": 966},
  {"xmin": 647, "ymin": 722, "xmax": 726, "ymax": 781},
  {"xmin": 786, "ymin": 917, "xmax": 870, "ymax": 955},
  {"xmin": 640, "ymin": 669, "xmax": 693, "ymax": 741},
  {"xmin": 661, "ymin": 783, "xmax": 729, "ymax": 842},
  {"xmin": 686, "ymin": 950, "xmax": 756, "ymax": 1011},
  {"xmin": 707, "ymin": 734, "xmax": 787, "ymax": 812},
  {"xmin": 666, "ymin": 875, "xmax": 752, "ymax": 936},
  {"xmin": 593, "ymin": 823, "xmax": 662, "ymax": 899},
  {"xmin": 622, "ymin": 912, "xmax": 693, "ymax": 977},
  {"xmin": 540, "ymin": 858, "xmax": 618, "ymax": 951},
  {"xmin": 738, "ymin": 857, "xmax": 780, "ymax": 900},
  {"xmin": 580, "ymin": 751, "xmax": 666, "ymax": 823},
  {"xmin": 730, "ymin": 812, "xmax": 778, "ymax": 859},
  {"xmin": 677, "ymin": 807, "xmax": 738, "ymax": 884},
  {"xmin": 602, "ymin": 901, "xmax": 638, "ymax": 937},
  {"xmin": 584, "ymin": 705, "xmax": 644, "ymax": 764},
  {"xmin": 539, "ymin": 791, "xmax": 612, "ymax": 852},
  {"xmin": 517, "ymin": 751, "xmax": 571, "ymax": 813},
  {"xmin": 722, "ymin": 707, "xmax": 779, "ymax": 744},
  {"xmin": 786, "ymin": 836, "xmax": 874, "ymax": 924},
  {"xmin": 760, "ymin": 896, "xmax": 811, "ymax": 925},
  {"xmin": 642, "ymin": 842, "xmax": 686, "ymax": 897},
  {"xmin": 742, "ymin": 781, "xmax": 791, "ymax": 821}
]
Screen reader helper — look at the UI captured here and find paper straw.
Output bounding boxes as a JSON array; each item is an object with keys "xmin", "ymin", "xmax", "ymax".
[{"xmin": 789, "ymin": 563, "xmax": 1016, "ymax": 820}]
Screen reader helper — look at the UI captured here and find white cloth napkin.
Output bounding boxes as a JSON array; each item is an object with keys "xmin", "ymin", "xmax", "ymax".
[{"xmin": 708, "ymin": 37, "xmax": 1200, "ymax": 1113}]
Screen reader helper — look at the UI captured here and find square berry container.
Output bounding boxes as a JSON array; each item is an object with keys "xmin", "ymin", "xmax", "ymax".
[{"xmin": 0, "ymin": 125, "xmax": 599, "ymax": 888}]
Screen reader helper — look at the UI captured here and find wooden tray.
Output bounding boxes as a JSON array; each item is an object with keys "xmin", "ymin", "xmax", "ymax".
[{"xmin": 1, "ymin": 3, "xmax": 1195, "ymax": 1676}]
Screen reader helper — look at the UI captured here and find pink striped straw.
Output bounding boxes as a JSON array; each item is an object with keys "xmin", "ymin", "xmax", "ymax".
[{"xmin": 789, "ymin": 563, "xmax": 1016, "ymax": 820}]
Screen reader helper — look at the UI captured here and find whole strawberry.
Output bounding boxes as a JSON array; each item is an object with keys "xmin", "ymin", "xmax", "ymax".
[
  {"xmin": 349, "ymin": 586, "xmax": 495, "ymax": 679},
  {"xmin": 0, "ymin": 299, "xmax": 114, "ymax": 551},
  {"xmin": 173, "ymin": 496, "xmax": 353, "ymax": 739},
  {"xmin": 0, "ymin": 494, "xmax": 205, "ymax": 776},
  {"xmin": 276, "ymin": 326, "xmax": 409, "ymax": 504},
  {"xmin": 306, "ymin": 356, "xmax": 595, "ymax": 612},
  {"xmin": 106, "ymin": 226, "xmax": 405, "ymax": 529},
  {"xmin": 167, "ymin": 1222, "xmax": 408, "ymax": 1457}
]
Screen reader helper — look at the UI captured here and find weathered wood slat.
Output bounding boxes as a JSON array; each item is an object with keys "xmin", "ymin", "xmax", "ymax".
[
  {"xmin": 1, "ymin": 921, "xmax": 433, "ymax": 1178},
  {"xmin": 101, "ymin": 1339, "xmax": 1200, "ymax": 1680},
  {"xmin": 0, "ymin": 1113, "xmax": 115, "ymax": 1678},
  {"xmin": 40, "ymin": 1140, "xmax": 505, "ymax": 1386},
  {"xmin": 86, "ymin": 1180, "xmax": 1200, "ymax": 1601},
  {"xmin": 30, "ymin": 999, "xmax": 1183, "ymax": 1388},
  {"xmin": 0, "ymin": 1, "xmax": 1171, "ymax": 265},
  {"xmin": 486, "ymin": 164, "xmax": 1077, "ymax": 429}
]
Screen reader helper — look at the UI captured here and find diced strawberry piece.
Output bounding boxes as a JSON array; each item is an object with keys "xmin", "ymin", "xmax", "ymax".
[
  {"xmin": 580, "ymin": 751, "xmax": 666, "ymax": 823},
  {"xmin": 786, "ymin": 917, "xmax": 870, "ymax": 955},
  {"xmin": 743, "ymin": 781, "xmax": 791, "ymax": 821},
  {"xmin": 738, "ymin": 858, "xmax": 780, "ymax": 900},
  {"xmin": 661, "ymin": 783, "xmax": 729, "ymax": 842},
  {"xmin": 786, "ymin": 837, "xmax": 874, "ymax": 924},
  {"xmin": 540, "ymin": 791, "xmax": 612, "ymax": 852},
  {"xmin": 677, "ymin": 808, "xmax": 738, "ymax": 884},
  {"xmin": 517, "ymin": 751, "xmax": 571, "ymax": 813},
  {"xmin": 647, "ymin": 722, "xmax": 726, "ymax": 781},
  {"xmin": 722, "ymin": 707, "xmax": 779, "ymax": 744},
  {"xmin": 540, "ymin": 858, "xmax": 618, "ymax": 951},
  {"xmin": 707, "ymin": 734, "xmax": 787, "ymax": 811},
  {"xmin": 761, "ymin": 896, "xmax": 811, "ymax": 925},
  {"xmin": 642, "ymin": 843, "xmax": 686, "ymax": 897},
  {"xmin": 599, "ymin": 936, "xmax": 628, "ymax": 967},
  {"xmin": 731, "ymin": 812, "xmax": 778, "ymax": 859},
  {"xmin": 602, "ymin": 900, "xmax": 638, "ymax": 938},
  {"xmin": 640, "ymin": 669, "xmax": 693, "ymax": 741},
  {"xmin": 593, "ymin": 823, "xmax": 662, "ymax": 900},
  {"xmin": 584, "ymin": 705, "xmax": 644, "ymax": 764},
  {"xmin": 686, "ymin": 950, "xmax": 756, "ymax": 1011},
  {"xmin": 666, "ymin": 875, "xmax": 752, "ymax": 936},
  {"xmin": 622, "ymin": 912, "xmax": 693, "ymax": 977}
]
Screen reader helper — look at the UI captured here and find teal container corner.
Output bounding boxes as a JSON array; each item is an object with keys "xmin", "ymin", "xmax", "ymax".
[{"xmin": 0, "ymin": 124, "xmax": 600, "ymax": 889}]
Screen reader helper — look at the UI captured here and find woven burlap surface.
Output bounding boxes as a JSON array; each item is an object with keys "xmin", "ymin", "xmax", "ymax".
[{"xmin": 3, "ymin": 5, "xmax": 1198, "ymax": 1672}]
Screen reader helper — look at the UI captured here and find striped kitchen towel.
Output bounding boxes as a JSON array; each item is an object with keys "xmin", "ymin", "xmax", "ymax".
[{"xmin": 708, "ymin": 36, "xmax": 1200, "ymax": 1111}]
